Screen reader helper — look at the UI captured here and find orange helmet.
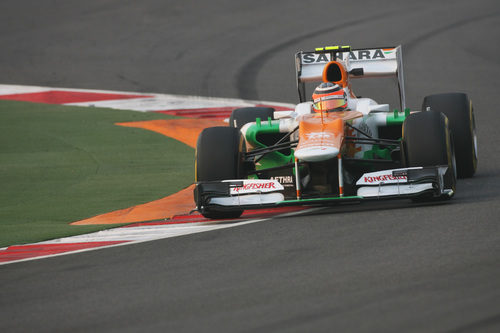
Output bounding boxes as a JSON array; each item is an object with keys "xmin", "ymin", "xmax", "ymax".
[{"xmin": 312, "ymin": 82, "xmax": 347, "ymax": 112}]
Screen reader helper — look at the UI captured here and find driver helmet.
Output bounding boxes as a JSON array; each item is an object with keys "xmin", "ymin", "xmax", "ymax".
[{"xmin": 312, "ymin": 82, "xmax": 347, "ymax": 112}]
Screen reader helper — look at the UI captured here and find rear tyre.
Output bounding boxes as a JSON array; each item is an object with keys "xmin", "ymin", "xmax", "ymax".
[
  {"xmin": 422, "ymin": 93, "xmax": 477, "ymax": 178},
  {"xmin": 403, "ymin": 111, "xmax": 456, "ymax": 200},
  {"xmin": 229, "ymin": 107, "xmax": 274, "ymax": 129},
  {"xmin": 195, "ymin": 126, "xmax": 244, "ymax": 219}
]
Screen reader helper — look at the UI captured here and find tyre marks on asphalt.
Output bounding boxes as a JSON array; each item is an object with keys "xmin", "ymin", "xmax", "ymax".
[{"xmin": 235, "ymin": 9, "xmax": 407, "ymax": 100}]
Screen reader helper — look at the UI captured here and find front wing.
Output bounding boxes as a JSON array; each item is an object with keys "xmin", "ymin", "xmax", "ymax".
[{"xmin": 194, "ymin": 166, "xmax": 452, "ymax": 214}]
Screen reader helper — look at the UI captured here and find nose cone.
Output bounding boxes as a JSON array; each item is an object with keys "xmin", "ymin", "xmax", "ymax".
[{"xmin": 294, "ymin": 146, "xmax": 339, "ymax": 162}]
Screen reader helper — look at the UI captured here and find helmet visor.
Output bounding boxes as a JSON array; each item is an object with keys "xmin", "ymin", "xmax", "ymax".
[{"xmin": 313, "ymin": 96, "xmax": 347, "ymax": 112}]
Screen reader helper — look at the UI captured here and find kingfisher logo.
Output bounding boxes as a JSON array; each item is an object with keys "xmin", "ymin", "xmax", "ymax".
[
  {"xmin": 302, "ymin": 48, "xmax": 394, "ymax": 64},
  {"xmin": 363, "ymin": 174, "xmax": 407, "ymax": 183},
  {"xmin": 229, "ymin": 180, "xmax": 284, "ymax": 195},
  {"xmin": 233, "ymin": 182, "xmax": 276, "ymax": 192}
]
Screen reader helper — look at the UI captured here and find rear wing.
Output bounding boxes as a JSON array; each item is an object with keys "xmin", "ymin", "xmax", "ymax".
[{"xmin": 295, "ymin": 45, "xmax": 406, "ymax": 110}]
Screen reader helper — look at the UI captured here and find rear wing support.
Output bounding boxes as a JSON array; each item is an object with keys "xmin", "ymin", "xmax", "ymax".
[{"xmin": 295, "ymin": 45, "xmax": 406, "ymax": 111}]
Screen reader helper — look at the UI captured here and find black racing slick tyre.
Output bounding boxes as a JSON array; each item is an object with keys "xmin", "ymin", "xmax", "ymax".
[
  {"xmin": 403, "ymin": 111, "xmax": 456, "ymax": 200},
  {"xmin": 422, "ymin": 93, "xmax": 477, "ymax": 178},
  {"xmin": 195, "ymin": 126, "xmax": 244, "ymax": 219},
  {"xmin": 229, "ymin": 107, "xmax": 275, "ymax": 129}
]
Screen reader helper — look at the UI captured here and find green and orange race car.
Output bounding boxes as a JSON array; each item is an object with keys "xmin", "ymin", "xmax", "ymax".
[{"xmin": 194, "ymin": 45, "xmax": 477, "ymax": 219}]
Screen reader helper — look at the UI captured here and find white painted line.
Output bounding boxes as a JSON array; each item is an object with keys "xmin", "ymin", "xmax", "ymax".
[
  {"xmin": 65, "ymin": 96, "xmax": 258, "ymax": 111},
  {"xmin": 39, "ymin": 207, "xmax": 324, "ymax": 245},
  {"xmin": 0, "ymin": 84, "xmax": 52, "ymax": 95},
  {"xmin": 0, "ymin": 208, "xmax": 323, "ymax": 266}
]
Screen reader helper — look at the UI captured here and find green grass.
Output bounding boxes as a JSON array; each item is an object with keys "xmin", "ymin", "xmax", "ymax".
[{"xmin": 0, "ymin": 100, "xmax": 194, "ymax": 248}]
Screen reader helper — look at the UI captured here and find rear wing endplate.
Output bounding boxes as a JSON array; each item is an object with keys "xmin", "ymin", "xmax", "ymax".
[{"xmin": 295, "ymin": 45, "xmax": 406, "ymax": 110}]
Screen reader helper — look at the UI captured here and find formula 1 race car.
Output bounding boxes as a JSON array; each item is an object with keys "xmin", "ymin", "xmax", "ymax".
[{"xmin": 194, "ymin": 45, "xmax": 478, "ymax": 219}]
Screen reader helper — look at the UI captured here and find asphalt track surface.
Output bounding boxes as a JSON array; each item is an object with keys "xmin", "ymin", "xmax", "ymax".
[{"xmin": 1, "ymin": 0, "xmax": 500, "ymax": 332}]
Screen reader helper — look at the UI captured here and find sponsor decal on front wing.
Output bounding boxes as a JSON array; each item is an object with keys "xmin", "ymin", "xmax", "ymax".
[
  {"xmin": 270, "ymin": 176, "xmax": 294, "ymax": 185},
  {"xmin": 356, "ymin": 168, "xmax": 421, "ymax": 186},
  {"xmin": 226, "ymin": 179, "xmax": 284, "ymax": 195},
  {"xmin": 361, "ymin": 174, "xmax": 407, "ymax": 184}
]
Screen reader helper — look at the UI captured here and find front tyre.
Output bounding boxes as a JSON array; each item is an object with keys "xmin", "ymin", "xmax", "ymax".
[
  {"xmin": 422, "ymin": 93, "xmax": 477, "ymax": 178},
  {"xmin": 195, "ymin": 126, "xmax": 245, "ymax": 219},
  {"xmin": 403, "ymin": 111, "xmax": 456, "ymax": 200}
]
